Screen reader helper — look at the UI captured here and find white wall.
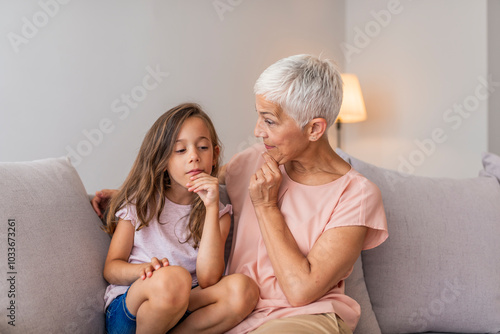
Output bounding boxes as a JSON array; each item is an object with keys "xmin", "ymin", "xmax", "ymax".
[
  {"xmin": 0, "ymin": 0, "xmax": 345, "ymax": 193},
  {"xmin": 2, "ymin": 0, "xmax": 491, "ymax": 191},
  {"xmin": 488, "ymin": 0, "xmax": 500, "ymax": 155},
  {"xmin": 337, "ymin": 0, "xmax": 488, "ymax": 178}
]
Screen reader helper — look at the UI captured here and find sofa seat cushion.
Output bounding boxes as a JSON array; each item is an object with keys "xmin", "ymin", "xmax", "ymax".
[
  {"xmin": 0, "ymin": 157, "xmax": 110, "ymax": 333},
  {"xmin": 337, "ymin": 150, "xmax": 500, "ymax": 334}
]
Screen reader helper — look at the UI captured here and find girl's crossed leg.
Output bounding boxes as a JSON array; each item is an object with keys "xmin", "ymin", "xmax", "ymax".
[
  {"xmin": 108, "ymin": 268, "xmax": 258, "ymax": 334},
  {"xmin": 170, "ymin": 273, "xmax": 259, "ymax": 334},
  {"xmin": 124, "ymin": 265, "xmax": 192, "ymax": 334}
]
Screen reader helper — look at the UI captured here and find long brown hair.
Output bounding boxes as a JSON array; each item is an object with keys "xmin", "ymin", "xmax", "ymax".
[{"xmin": 103, "ymin": 103, "xmax": 222, "ymax": 248}]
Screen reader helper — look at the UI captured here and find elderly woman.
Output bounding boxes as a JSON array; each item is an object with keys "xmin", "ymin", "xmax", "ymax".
[
  {"xmin": 93, "ymin": 54, "xmax": 388, "ymax": 334},
  {"xmin": 219, "ymin": 54, "xmax": 388, "ymax": 334}
]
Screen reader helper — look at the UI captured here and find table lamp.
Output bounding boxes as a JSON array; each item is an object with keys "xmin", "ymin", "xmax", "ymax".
[{"xmin": 336, "ymin": 74, "xmax": 367, "ymax": 148}]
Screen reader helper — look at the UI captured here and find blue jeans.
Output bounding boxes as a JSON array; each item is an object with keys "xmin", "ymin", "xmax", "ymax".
[
  {"xmin": 106, "ymin": 288, "xmax": 136, "ymax": 334},
  {"xmin": 105, "ymin": 285, "xmax": 198, "ymax": 333}
]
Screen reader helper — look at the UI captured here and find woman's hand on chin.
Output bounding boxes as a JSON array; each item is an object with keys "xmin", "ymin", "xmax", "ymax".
[{"xmin": 249, "ymin": 153, "xmax": 282, "ymax": 209}]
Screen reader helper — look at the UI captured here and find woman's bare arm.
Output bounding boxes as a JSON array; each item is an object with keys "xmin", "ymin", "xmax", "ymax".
[{"xmin": 249, "ymin": 153, "xmax": 366, "ymax": 306}]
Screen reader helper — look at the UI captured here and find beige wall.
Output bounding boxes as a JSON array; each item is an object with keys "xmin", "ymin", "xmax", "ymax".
[
  {"xmin": 488, "ymin": 0, "xmax": 500, "ymax": 155},
  {"xmin": 0, "ymin": 0, "xmax": 345, "ymax": 193},
  {"xmin": 1, "ymin": 0, "xmax": 492, "ymax": 193},
  {"xmin": 336, "ymin": 0, "xmax": 489, "ymax": 178}
]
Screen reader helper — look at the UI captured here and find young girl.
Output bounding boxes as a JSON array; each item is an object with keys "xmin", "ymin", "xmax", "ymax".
[{"xmin": 102, "ymin": 103, "xmax": 259, "ymax": 334}]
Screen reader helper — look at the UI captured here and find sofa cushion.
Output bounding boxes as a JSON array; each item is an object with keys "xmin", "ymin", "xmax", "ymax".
[
  {"xmin": 338, "ymin": 150, "xmax": 500, "ymax": 334},
  {"xmin": 0, "ymin": 157, "xmax": 110, "ymax": 333},
  {"xmin": 480, "ymin": 151, "xmax": 500, "ymax": 181},
  {"xmin": 337, "ymin": 150, "xmax": 382, "ymax": 334},
  {"xmin": 344, "ymin": 256, "xmax": 382, "ymax": 334}
]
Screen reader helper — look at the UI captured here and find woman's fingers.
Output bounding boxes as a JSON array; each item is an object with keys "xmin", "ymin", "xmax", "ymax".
[
  {"xmin": 91, "ymin": 188, "xmax": 118, "ymax": 218},
  {"xmin": 263, "ymin": 154, "xmax": 281, "ymax": 181},
  {"xmin": 249, "ymin": 154, "xmax": 283, "ymax": 207},
  {"xmin": 262, "ymin": 152, "xmax": 280, "ymax": 172},
  {"xmin": 255, "ymin": 162, "xmax": 281, "ymax": 185},
  {"xmin": 91, "ymin": 193, "xmax": 103, "ymax": 217}
]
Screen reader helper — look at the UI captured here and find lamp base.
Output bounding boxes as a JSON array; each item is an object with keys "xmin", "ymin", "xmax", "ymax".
[{"xmin": 336, "ymin": 121, "xmax": 342, "ymax": 149}]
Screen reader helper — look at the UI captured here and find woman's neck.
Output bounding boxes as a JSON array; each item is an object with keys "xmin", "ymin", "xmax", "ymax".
[{"xmin": 284, "ymin": 138, "xmax": 351, "ymax": 186}]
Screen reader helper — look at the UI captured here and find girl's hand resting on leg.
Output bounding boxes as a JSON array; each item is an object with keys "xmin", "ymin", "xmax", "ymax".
[{"xmin": 140, "ymin": 257, "xmax": 169, "ymax": 280}]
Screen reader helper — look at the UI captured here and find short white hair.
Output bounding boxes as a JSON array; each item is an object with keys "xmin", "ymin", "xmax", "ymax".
[{"xmin": 254, "ymin": 54, "xmax": 343, "ymax": 129}]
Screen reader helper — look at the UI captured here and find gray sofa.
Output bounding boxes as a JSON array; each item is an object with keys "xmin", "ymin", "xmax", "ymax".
[
  {"xmin": 1, "ymin": 150, "xmax": 499, "ymax": 334},
  {"xmin": 338, "ymin": 149, "xmax": 500, "ymax": 334}
]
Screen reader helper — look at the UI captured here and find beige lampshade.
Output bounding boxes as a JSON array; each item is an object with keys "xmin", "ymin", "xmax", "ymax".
[{"xmin": 337, "ymin": 74, "xmax": 367, "ymax": 123}]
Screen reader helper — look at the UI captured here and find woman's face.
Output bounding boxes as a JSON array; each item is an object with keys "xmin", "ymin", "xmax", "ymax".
[{"xmin": 254, "ymin": 95, "xmax": 309, "ymax": 165}]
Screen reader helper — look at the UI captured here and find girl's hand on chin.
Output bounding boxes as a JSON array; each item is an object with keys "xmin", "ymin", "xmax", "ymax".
[{"xmin": 186, "ymin": 173, "xmax": 219, "ymax": 208}]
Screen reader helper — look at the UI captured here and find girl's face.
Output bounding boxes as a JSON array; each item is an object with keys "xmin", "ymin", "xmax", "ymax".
[
  {"xmin": 166, "ymin": 116, "xmax": 217, "ymax": 197},
  {"xmin": 254, "ymin": 95, "xmax": 309, "ymax": 165}
]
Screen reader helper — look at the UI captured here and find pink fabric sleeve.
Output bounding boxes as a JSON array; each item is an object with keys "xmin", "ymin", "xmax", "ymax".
[
  {"xmin": 218, "ymin": 202, "xmax": 232, "ymax": 218},
  {"xmin": 325, "ymin": 174, "xmax": 388, "ymax": 250},
  {"xmin": 115, "ymin": 204, "xmax": 139, "ymax": 229}
]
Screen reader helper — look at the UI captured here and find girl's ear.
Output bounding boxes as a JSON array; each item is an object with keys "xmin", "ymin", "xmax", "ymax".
[
  {"xmin": 308, "ymin": 118, "xmax": 327, "ymax": 141},
  {"xmin": 213, "ymin": 145, "xmax": 220, "ymax": 165}
]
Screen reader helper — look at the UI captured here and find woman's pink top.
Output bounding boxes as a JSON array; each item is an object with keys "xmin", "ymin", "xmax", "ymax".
[{"xmin": 225, "ymin": 144, "xmax": 388, "ymax": 333}]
